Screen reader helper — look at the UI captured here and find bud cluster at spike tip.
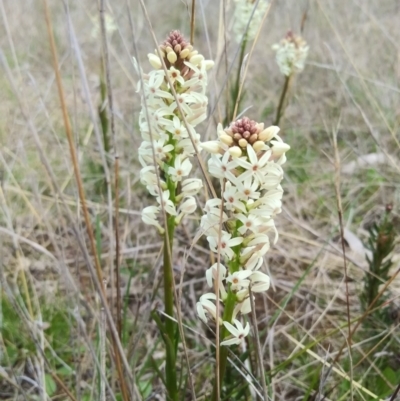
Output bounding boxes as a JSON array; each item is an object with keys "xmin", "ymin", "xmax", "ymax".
[
  {"xmin": 134, "ymin": 31, "xmax": 214, "ymax": 232},
  {"xmin": 197, "ymin": 117, "xmax": 289, "ymax": 346}
]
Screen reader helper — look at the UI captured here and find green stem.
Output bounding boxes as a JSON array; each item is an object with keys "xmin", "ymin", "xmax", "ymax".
[
  {"xmin": 274, "ymin": 74, "xmax": 291, "ymax": 126},
  {"xmin": 212, "ymin": 239, "xmax": 242, "ymax": 400},
  {"xmin": 163, "ymin": 176, "xmax": 178, "ymax": 401}
]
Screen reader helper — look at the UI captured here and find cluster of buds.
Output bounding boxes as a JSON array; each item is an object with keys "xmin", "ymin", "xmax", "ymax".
[
  {"xmin": 197, "ymin": 117, "xmax": 289, "ymax": 346},
  {"xmin": 135, "ymin": 31, "xmax": 214, "ymax": 232},
  {"xmin": 232, "ymin": 0, "xmax": 269, "ymax": 43},
  {"xmin": 272, "ymin": 30, "xmax": 309, "ymax": 77}
]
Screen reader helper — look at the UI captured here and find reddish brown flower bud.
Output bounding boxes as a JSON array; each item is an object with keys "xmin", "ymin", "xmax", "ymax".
[{"xmin": 227, "ymin": 117, "xmax": 259, "ymax": 148}]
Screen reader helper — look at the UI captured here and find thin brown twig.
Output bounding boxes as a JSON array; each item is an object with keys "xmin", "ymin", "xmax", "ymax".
[
  {"xmin": 190, "ymin": 0, "xmax": 196, "ymax": 45},
  {"xmin": 51, "ymin": 373, "xmax": 79, "ymax": 401},
  {"xmin": 389, "ymin": 382, "xmax": 400, "ymax": 401}
]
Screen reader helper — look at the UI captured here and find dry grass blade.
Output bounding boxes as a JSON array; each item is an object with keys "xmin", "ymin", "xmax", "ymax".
[
  {"xmin": 331, "ymin": 124, "xmax": 353, "ymax": 399},
  {"xmin": 98, "ymin": 0, "xmax": 122, "ymax": 342}
]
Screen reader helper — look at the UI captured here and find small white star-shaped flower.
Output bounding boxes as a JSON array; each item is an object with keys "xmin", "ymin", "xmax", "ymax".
[
  {"xmin": 223, "ymin": 185, "xmax": 247, "ymax": 213},
  {"xmin": 168, "ymin": 155, "xmax": 192, "ymax": 182},
  {"xmin": 235, "ymin": 145, "xmax": 272, "ymax": 184},
  {"xmin": 196, "ymin": 293, "xmax": 221, "ymax": 324},
  {"xmin": 226, "ymin": 270, "xmax": 252, "ymax": 292},
  {"xmin": 208, "ymin": 152, "xmax": 238, "ymax": 181},
  {"xmin": 207, "ymin": 232, "xmax": 243, "ymax": 260},
  {"xmin": 156, "ymin": 190, "xmax": 177, "ymax": 216},
  {"xmin": 220, "ymin": 319, "xmax": 250, "ymax": 346}
]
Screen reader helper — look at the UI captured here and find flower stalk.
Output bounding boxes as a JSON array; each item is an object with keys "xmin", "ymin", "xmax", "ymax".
[
  {"xmin": 274, "ymin": 74, "xmax": 290, "ymax": 126},
  {"xmin": 272, "ymin": 31, "xmax": 309, "ymax": 125}
]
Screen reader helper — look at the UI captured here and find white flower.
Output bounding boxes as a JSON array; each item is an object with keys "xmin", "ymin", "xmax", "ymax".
[
  {"xmin": 226, "ymin": 270, "xmax": 252, "ymax": 291},
  {"xmin": 148, "ymin": 53, "xmax": 162, "ymax": 70},
  {"xmin": 208, "ymin": 152, "xmax": 238, "ymax": 181},
  {"xmin": 258, "ymin": 125, "xmax": 280, "ymax": 142},
  {"xmin": 232, "ymin": 297, "xmax": 252, "ymax": 320},
  {"xmin": 223, "ymin": 185, "xmax": 247, "ymax": 213},
  {"xmin": 249, "ymin": 199, "xmax": 282, "ymax": 218},
  {"xmin": 142, "ymin": 206, "xmax": 163, "ymax": 233},
  {"xmin": 156, "ymin": 190, "xmax": 177, "ymax": 216},
  {"xmin": 168, "ymin": 155, "xmax": 192, "ymax": 182},
  {"xmin": 244, "ymin": 253, "xmax": 264, "ymax": 271},
  {"xmin": 153, "ymin": 139, "xmax": 174, "ymax": 160},
  {"xmin": 250, "ymin": 271, "xmax": 270, "ymax": 292},
  {"xmin": 200, "ymin": 199, "xmax": 228, "ymax": 235},
  {"xmin": 182, "ymin": 61, "xmax": 208, "ymax": 92},
  {"xmin": 200, "ymin": 214, "xmax": 220, "ymax": 237},
  {"xmin": 144, "ymin": 71, "xmax": 173, "ymax": 100},
  {"xmin": 206, "ymin": 263, "xmax": 228, "ymax": 300},
  {"xmin": 250, "ymin": 187, "xmax": 283, "ymax": 210},
  {"xmin": 232, "ymin": 175, "xmax": 260, "ymax": 200},
  {"xmin": 181, "ymin": 178, "xmax": 203, "ymax": 197},
  {"xmin": 236, "ymin": 213, "xmax": 263, "ymax": 235},
  {"xmin": 178, "ymin": 133, "xmax": 202, "ymax": 156},
  {"xmin": 197, "ymin": 293, "xmax": 221, "ymax": 324},
  {"xmin": 167, "ymin": 66, "xmax": 185, "ymax": 85},
  {"xmin": 178, "ymin": 196, "xmax": 197, "ymax": 215},
  {"xmin": 207, "ymin": 232, "xmax": 243, "ymax": 260},
  {"xmin": 270, "ymin": 140, "xmax": 290, "ymax": 158},
  {"xmin": 262, "ymin": 164, "xmax": 284, "ymax": 189},
  {"xmin": 220, "ymin": 319, "xmax": 250, "ymax": 346},
  {"xmin": 164, "ymin": 116, "xmax": 188, "ymax": 140},
  {"xmin": 235, "ymin": 145, "xmax": 273, "ymax": 184},
  {"xmin": 201, "ymin": 140, "xmax": 221, "ymax": 154},
  {"xmin": 245, "ymin": 234, "xmax": 270, "ymax": 255},
  {"xmin": 140, "ymin": 166, "xmax": 163, "ymax": 196}
]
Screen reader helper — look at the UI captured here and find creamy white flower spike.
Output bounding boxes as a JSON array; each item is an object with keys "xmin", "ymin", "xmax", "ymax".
[
  {"xmin": 197, "ymin": 116, "xmax": 289, "ymax": 344},
  {"xmin": 272, "ymin": 31, "xmax": 309, "ymax": 76},
  {"xmin": 135, "ymin": 31, "xmax": 213, "ymax": 229},
  {"xmin": 232, "ymin": 0, "xmax": 269, "ymax": 43}
]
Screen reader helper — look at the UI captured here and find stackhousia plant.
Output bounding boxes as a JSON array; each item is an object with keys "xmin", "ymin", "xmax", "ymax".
[
  {"xmin": 198, "ymin": 116, "xmax": 289, "ymax": 392},
  {"xmin": 134, "ymin": 30, "xmax": 213, "ymax": 401}
]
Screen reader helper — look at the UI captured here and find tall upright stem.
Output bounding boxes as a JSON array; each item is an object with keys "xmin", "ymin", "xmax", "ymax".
[
  {"xmin": 163, "ymin": 178, "xmax": 178, "ymax": 401},
  {"xmin": 274, "ymin": 75, "xmax": 291, "ymax": 126}
]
